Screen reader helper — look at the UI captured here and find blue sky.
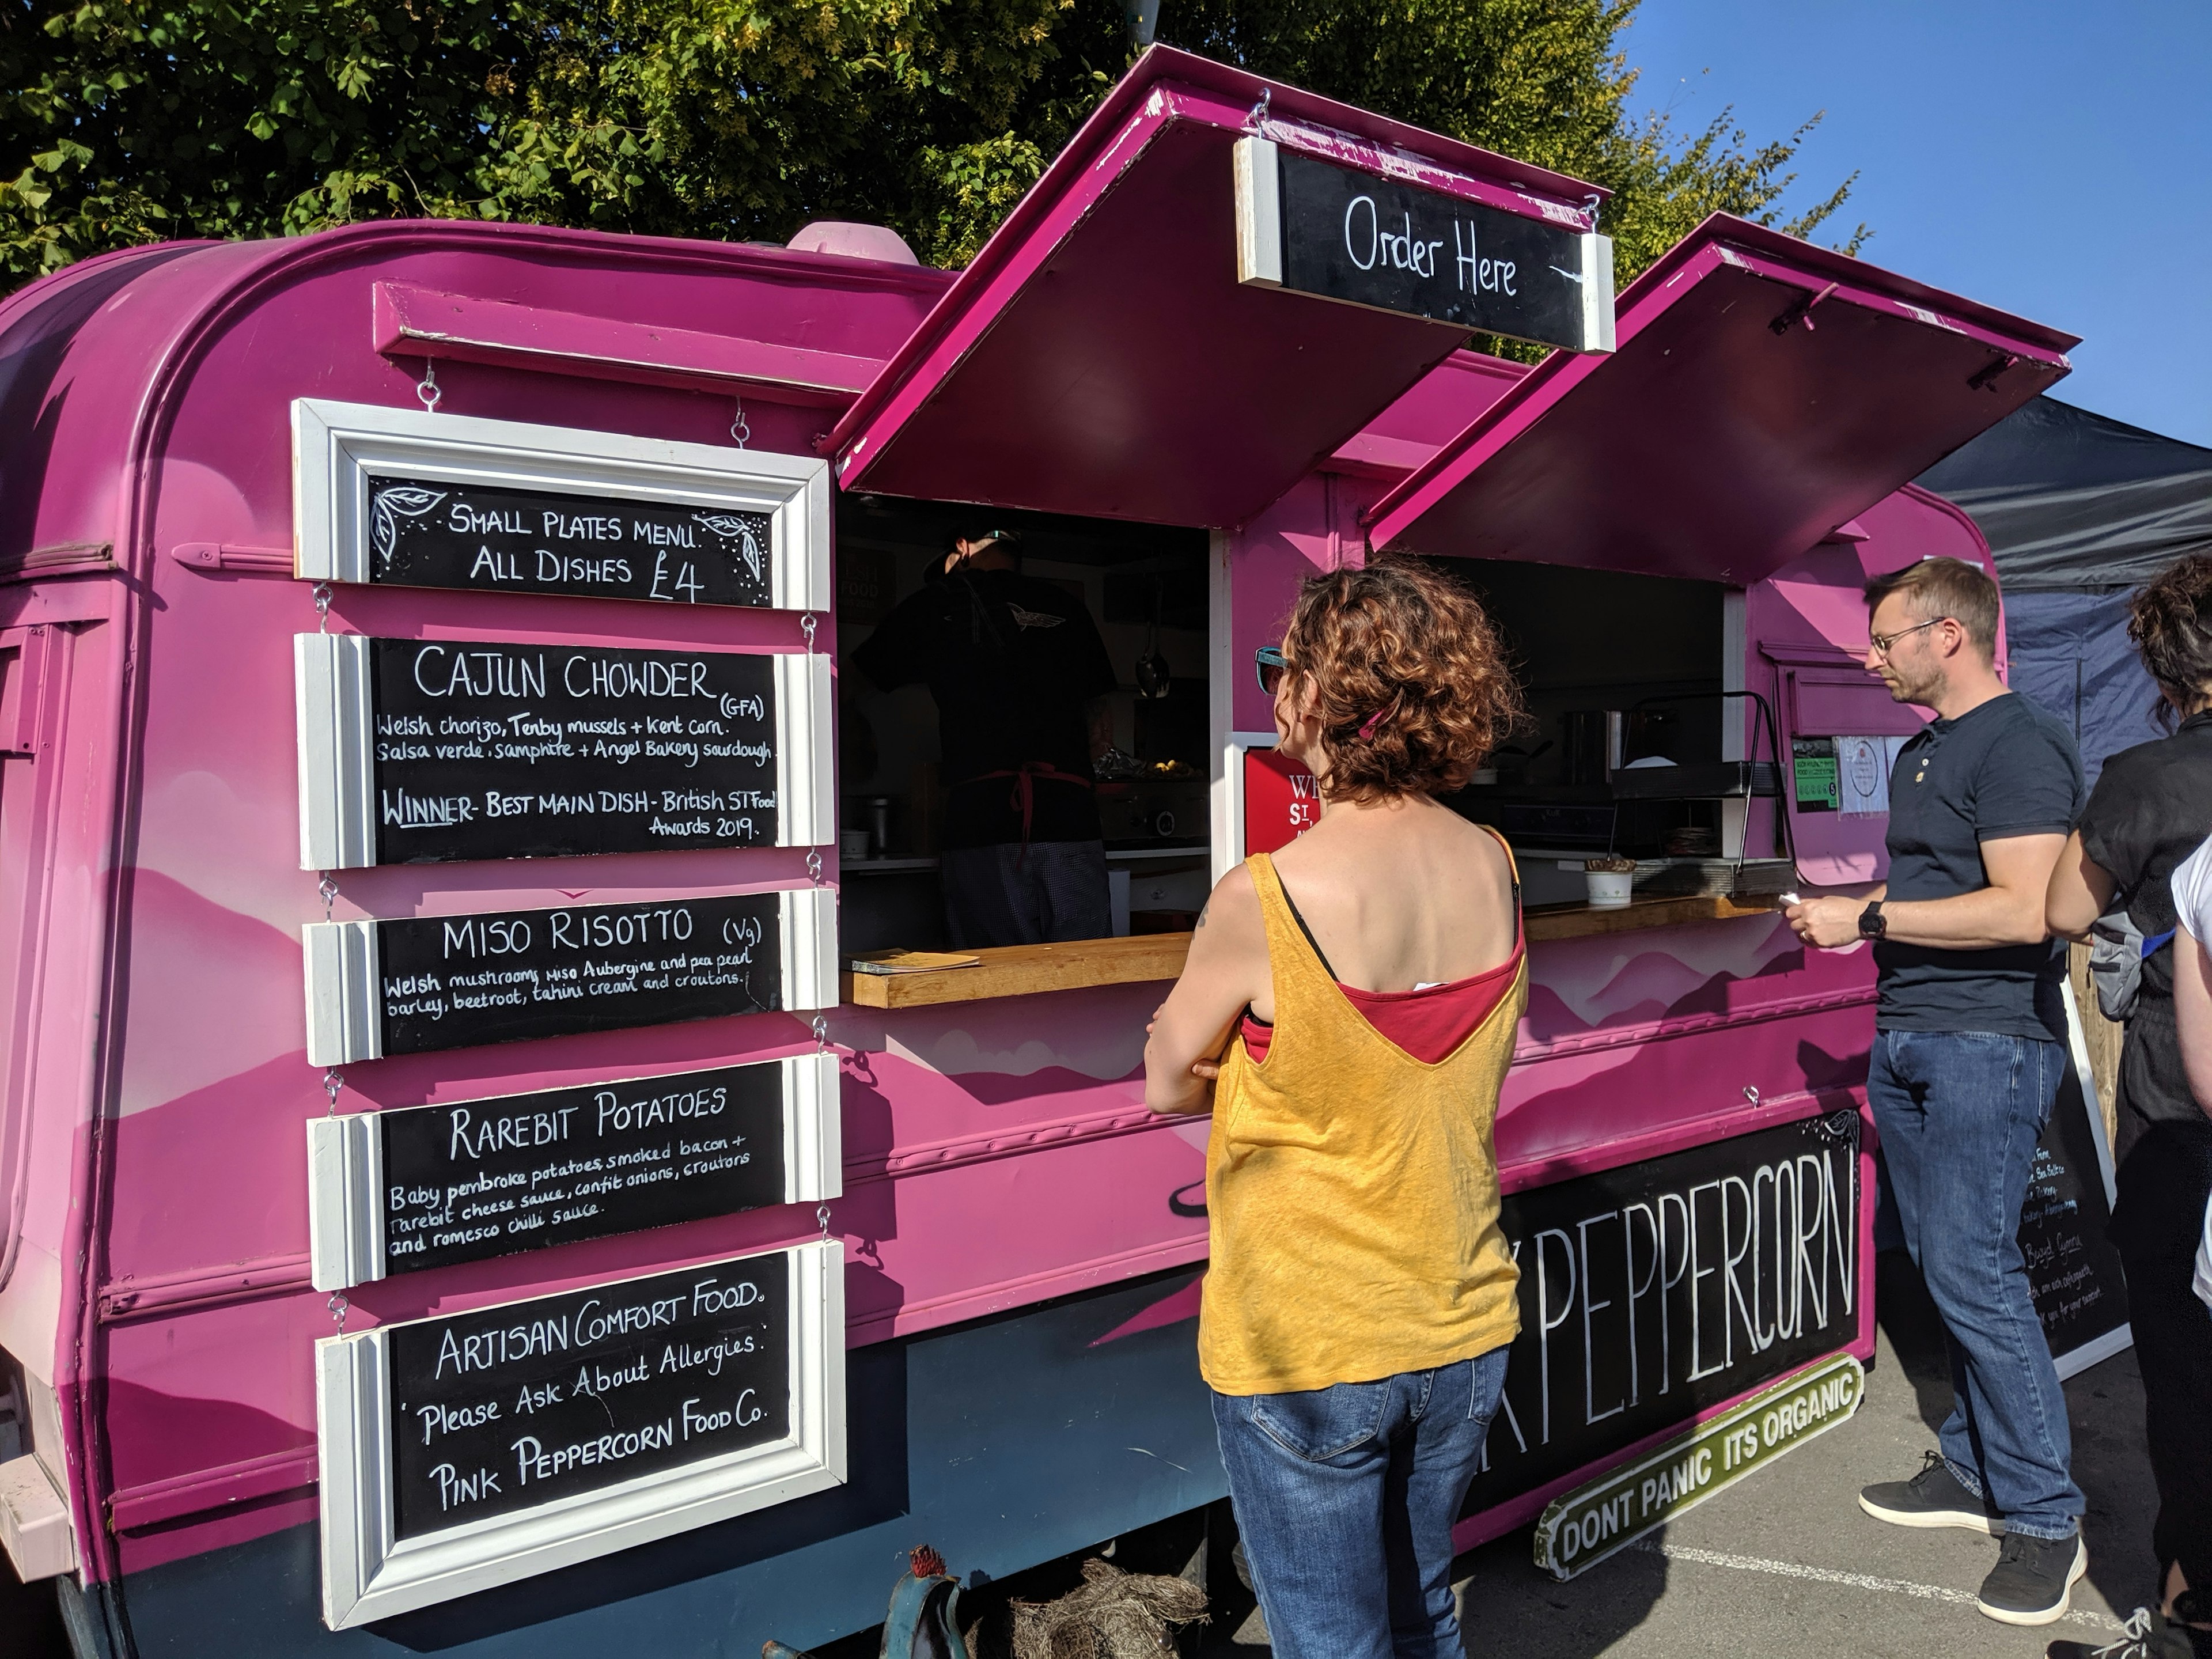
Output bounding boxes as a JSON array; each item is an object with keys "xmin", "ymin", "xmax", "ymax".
[{"xmin": 1617, "ymin": 0, "xmax": 2212, "ymax": 446}]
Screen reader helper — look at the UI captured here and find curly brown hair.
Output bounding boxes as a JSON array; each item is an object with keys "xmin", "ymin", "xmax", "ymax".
[
  {"xmin": 2127, "ymin": 554, "xmax": 2212, "ymax": 717},
  {"xmin": 1280, "ymin": 557, "xmax": 1522, "ymax": 801}
]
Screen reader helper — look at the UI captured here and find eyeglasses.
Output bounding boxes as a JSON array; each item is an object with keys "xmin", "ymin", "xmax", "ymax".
[
  {"xmin": 1255, "ymin": 646, "xmax": 1290, "ymax": 695},
  {"xmin": 1868, "ymin": 617, "xmax": 1946, "ymax": 658}
]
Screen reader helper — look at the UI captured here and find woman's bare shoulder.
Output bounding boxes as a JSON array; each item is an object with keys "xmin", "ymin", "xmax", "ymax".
[{"xmin": 1197, "ymin": 859, "xmax": 1264, "ymax": 939}]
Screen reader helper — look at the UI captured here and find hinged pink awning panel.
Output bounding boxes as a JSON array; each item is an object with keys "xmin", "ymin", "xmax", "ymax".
[
  {"xmin": 828, "ymin": 46, "xmax": 1602, "ymax": 528},
  {"xmin": 1365, "ymin": 216, "xmax": 2079, "ymax": 582}
]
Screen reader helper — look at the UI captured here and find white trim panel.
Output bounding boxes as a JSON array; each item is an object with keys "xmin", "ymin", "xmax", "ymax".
[
  {"xmin": 297, "ymin": 634, "xmax": 376, "ymax": 870},
  {"xmin": 779, "ymin": 888, "xmax": 838, "ymax": 1012},
  {"xmin": 317, "ymin": 1240, "xmax": 845, "ymax": 1628},
  {"xmin": 1233, "ymin": 137, "xmax": 1284, "ymax": 288},
  {"xmin": 291, "ymin": 398, "xmax": 831, "ymax": 613},
  {"xmin": 781, "ymin": 1052, "xmax": 844, "ymax": 1207},
  {"xmin": 306, "ymin": 1113, "xmax": 385, "ymax": 1293},
  {"xmin": 772, "ymin": 653, "xmax": 835, "ymax": 849},
  {"xmin": 304, "ymin": 919, "xmax": 382, "ymax": 1066},
  {"xmin": 1581, "ymin": 232, "xmax": 1617, "ymax": 354}
]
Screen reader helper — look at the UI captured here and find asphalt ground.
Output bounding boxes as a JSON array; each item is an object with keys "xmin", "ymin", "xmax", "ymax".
[{"xmin": 1438, "ymin": 1249, "xmax": 2159, "ymax": 1658}]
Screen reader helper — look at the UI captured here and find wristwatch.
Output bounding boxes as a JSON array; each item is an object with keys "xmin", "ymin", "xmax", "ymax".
[{"xmin": 1858, "ymin": 901, "xmax": 1887, "ymax": 942}]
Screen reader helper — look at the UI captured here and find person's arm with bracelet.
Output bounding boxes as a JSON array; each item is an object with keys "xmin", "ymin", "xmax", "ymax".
[{"xmin": 1789, "ymin": 834, "xmax": 2067, "ymax": 949}]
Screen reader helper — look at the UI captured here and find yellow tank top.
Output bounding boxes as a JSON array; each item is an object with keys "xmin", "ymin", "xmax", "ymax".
[{"xmin": 1198, "ymin": 848, "xmax": 1525, "ymax": 1395}]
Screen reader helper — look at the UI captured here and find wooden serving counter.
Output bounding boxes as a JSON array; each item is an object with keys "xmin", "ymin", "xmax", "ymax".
[{"xmin": 839, "ymin": 892, "xmax": 1782, "ymax": 1009}]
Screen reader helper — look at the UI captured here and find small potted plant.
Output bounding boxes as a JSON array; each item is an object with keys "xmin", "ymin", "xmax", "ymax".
[{"xmin": 1584, "ymin": 854, "xmax": 1638, "ymax": 908}]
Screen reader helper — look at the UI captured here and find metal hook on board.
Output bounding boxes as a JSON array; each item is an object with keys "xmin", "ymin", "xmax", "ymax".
[
  {"xmin": 730, "ymin": 396, "xmax": 750, "ymax": 449},
  {"xmin": 1743, "ymin": 1085, "xmax": 1761, "ymax": 1107},
  {"xmin": 323, "ymin": 1068, "xmax": 344, "ymax": 1118},
  {"xmin": 800, "ymin": 612, "xmax": 818, "ymax": 653},
  {"xmin": 313, "ymin": 582, "xmax": 332, "ymax": 634},
  {"xmin": 416, "ymin": 359, "xmax": 442, "ymax": 414},
  {"xmin": 319, "ymin": 874, "xmax": 339, "ymax": 923},
  {"xmin": 811, "ymin": 1013, "xmax": 831, "ymax": 1052},
  {"xmin": 1245, "ymin": 88, "xmax": 1271, "ymax": 131},
  {"xmin": 816, "ymin": 1204, "xmax": 833, "ymax": 1241},
  {"xmin": 806, "ymin": 850, "xmax": 824, "ymax": 887},
  {"xmin": 327, "ymin": 1291, "xmax": 349, "ymax": 1334}
]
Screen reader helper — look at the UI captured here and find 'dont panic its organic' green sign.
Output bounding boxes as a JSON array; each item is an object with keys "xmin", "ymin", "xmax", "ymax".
[{"xmin": 1533, "ymin": 1352, "xmax": 1865, "ymax": 1581}]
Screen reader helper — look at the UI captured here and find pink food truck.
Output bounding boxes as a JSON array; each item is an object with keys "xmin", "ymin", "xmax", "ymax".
[{"xmin": 0, "ymin": 43, "xmax": 2107, "ymax": 1659}]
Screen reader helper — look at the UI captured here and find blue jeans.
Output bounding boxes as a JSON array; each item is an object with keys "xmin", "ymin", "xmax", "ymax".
[
  {"xmin": 1210, "ymin": 1350, "xmax": 1510, "ymax": 1659},
  {"xmin": 1868, "ymin": 1028, "xmax": 2082, "ymax": 1539}
]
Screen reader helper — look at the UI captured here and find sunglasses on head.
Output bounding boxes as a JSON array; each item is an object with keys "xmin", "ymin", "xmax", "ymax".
[{"xmin": 1255, "ymin": 646, "xmax": 1290, "ymax": 695}]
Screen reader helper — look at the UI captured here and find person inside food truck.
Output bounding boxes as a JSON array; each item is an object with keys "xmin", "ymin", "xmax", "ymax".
[{"xmin": 854, "ymin": 525, "xmax": 1118, "ymax": 948}]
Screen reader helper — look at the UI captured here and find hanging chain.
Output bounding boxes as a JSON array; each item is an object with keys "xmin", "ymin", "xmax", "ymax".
[
  {"xmin": 323, "ymin": 1067, "xmax": 344, "ymax": 1117},
  {"xmin": 313, "ymin": 582, "xmax": 332, "ymax": 633},
  {"xmin": 800, "ymin": 612, "xmax": 818, "ymax": 653},
  {"xmin": 416, "ymin": 359, "xmax": 442, "ymax": 413},
  {"xmin": 730, "ymin": 396, "xmax": 750, "ymax": 449},
  {"xmin": 327, "ymin": 1290, "xmax": 349, "ymax": 1334},
  {"xmin": 319, "ymin": 874, "xmax": 338, "ymax": 922}
]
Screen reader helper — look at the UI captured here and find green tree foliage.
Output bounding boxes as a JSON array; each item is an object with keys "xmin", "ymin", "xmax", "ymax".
[{"xmin": 2, "ymin": 0, "xmax": 1859, "ymax": 290}]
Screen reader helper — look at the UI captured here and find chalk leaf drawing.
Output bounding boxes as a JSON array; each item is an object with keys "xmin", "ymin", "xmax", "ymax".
[
  {"xmin": 370, "ymin": 486, "xmax": 448, "ymax": 574},
  {"xmin": 693, "ymin": 512, "xmax": 769, "ymax": 588}
]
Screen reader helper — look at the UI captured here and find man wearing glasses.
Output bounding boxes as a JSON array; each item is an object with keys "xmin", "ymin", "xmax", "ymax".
[
  {"xmin": 855, "ymin": 526, "xmax": 1117, "ymax": 949},
  {"xmin": 1786, "ymin": 556, "xmax": 2087, "ymax": 1627}
]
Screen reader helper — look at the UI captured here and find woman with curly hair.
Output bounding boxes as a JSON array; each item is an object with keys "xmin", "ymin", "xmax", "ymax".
[
  {"xmin": 2045, "ymin": 554, "xmax": 2212, "ymax": 1659},
  {"xmin": 1145, "ymin": 558, "xmax": 1524, "ymax": 1659}
]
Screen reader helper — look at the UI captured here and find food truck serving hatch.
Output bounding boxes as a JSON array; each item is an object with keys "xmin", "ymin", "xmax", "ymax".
[
  {"xmin": 828, "ymin": 46, "xmax": 1612, "ymax": 529},
  {"xmin": 1365, "ymin": 216, "xmax": 2079, "ymax": 581}
]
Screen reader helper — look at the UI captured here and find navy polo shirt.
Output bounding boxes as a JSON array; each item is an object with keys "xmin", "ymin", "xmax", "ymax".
[{"xmin": 1875, "ymin": 692, "xmax": 2084, "ymax": 1040}]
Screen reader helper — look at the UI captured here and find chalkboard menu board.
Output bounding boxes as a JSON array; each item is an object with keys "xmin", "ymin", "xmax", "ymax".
[
  {"xmin": 389, "ymin": 1253, "xmax": 789, "ymax": 1537},
  {"xmin": 2025, "ymin": 1006, "xmax": 2131, "ymax": 1376},
  {"xmin": 1234, "ymin": 137, "xmax": 1609, "ymax": 353},
  {"xmin": 296, "ymin": 635, "xmax": 830, "ymax": 868},
  {"xmin": 304, "ymin": 888, "xmax": 838, "ymax": 1065},
  {"xmin": 364, "ymin": 475, "xmax": 773, "ymax": 607},
  {"xmin": 1462, "ymin": 1110, "xmax": 1864, "ymax": 1516},
  {"xmin": 306, "ymin": 1056, "xmax": 842, "ymax": 1290},
  {"xmin": 293, "ymin": 399, "xmax": 831, "ymax": 613},
  {"xmin": 317, "ymin": 1241, "xmax": 845, "ymax": 1626}
]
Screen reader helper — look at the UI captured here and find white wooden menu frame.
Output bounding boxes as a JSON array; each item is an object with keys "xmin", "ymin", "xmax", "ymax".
[
  {"xmin": 291, "ymin": 399, "xmax": 831, "ymax": 612},
  {"xmin": 295, "ymin": 637, "xmax": 833, "ymax": 869},
  {"xmin": 316, "ymin": 1238, "xmax": 844, "ymax": 1628},
  {"xmin": 302, "ymin": 887, "xmax": 840, "ymax": 1066},
  {"xmin": 306, "ymin": 1052, "xmax": 842, "ymax": 1292}
]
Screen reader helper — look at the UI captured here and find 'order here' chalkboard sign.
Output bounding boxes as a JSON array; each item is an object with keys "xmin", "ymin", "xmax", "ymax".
[
  {"xmin": 304, "ymin": 888, "xmax": 838, "ymax": 1066},
  {"xmin": 306, "ymin": 1055, "xmax": 842, "ymax": 1291},
  {"xmin": 317, "ymin": 1241, "xmax": 845, "ymax": 1627},
  {"xmin": 293, "ymin": 399, "xmax": 832, "ymax": 612},
  {"xmin": 1233, "ymin": 137, "xmax": 1615, "ymax": 354},
  {"xmin": 296, "ymin": 635, "xmax": 831, "ymax": 868}
]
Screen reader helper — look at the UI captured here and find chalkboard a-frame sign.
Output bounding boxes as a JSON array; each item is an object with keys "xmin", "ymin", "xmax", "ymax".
[
  {"xmin": 293, "ymin": 399, "xmax": 831, "ymax": 612},
  {"xmin": 1233, "ymin": 136, "xmax": 1616, "ymax": 355},
  {"xmin": 306, "ymin": 1054, "xmax": 842, "ymax": 1291},
  {"xmin": 302, "ymin": 888, "xmax": 839, "ymax": 1066},
  {"xmin": 315, "ymin": 1240, "xmax": 844, "ymax": 1628},
  {"xmin": 295, "ymin": 635, "xmax": 833, "ymax": 868}
]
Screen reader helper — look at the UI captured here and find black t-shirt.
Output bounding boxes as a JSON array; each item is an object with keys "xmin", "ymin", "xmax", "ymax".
[
  {"xmin": 1875, "ymin": 692, "xmax": 2085, "ymax": 1040},
  {"xmin": 853, "ymin": 567, "xmax": 1118, "ymax": 849},
  {"xmin": 2075, "ymin": 710, "xmax": 2212, "ymax": 1152}
]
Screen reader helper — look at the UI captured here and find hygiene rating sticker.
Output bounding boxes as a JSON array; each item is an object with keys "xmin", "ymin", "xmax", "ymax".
[{"xmin": 1533, "ymin": 1351, "xmax": 1865, "ymax": 1581}]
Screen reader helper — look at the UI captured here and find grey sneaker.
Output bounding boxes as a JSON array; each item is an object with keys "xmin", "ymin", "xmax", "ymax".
[
  {"xmin": 2046, "ymin": 1605, "xmax": 2196, "ymax": 1657},
  {"xmin": 1858, "ymin": 1450, "xmax": 2005, "ymax": 1535},
  {"xmin": 1979, "ymin": 1531, "xmax": 2087, "ymax": 1626}
]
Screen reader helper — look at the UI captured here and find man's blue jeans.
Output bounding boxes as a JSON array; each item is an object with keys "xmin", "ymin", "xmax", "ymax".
[
  {"xmin": 1868, "ymin": 1027, "xmax": 2082, "ymax": 1540},
  {"xmin": 1210, "ymin": 1349, "xmax": 1509, "ymax": 1659}
]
